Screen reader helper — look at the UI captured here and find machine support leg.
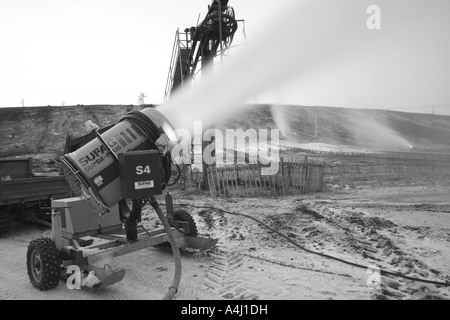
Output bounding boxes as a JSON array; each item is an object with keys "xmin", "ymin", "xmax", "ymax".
[
  {"xmin": 51, "ymin": 209, "xmax": 63, "ymax": 251},
  {"xmin": 125, "ymin": 220, "xmax": 138, "ymax": 242},
  {"xmin": 165, "ymin": 193, "xmax": 174, "ymax": 220},
  {"xmin": 125, "ymin": 199, "xmax": 142, "ymax": 242}
]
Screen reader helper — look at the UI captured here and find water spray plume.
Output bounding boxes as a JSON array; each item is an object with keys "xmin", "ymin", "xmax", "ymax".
[
  {"xmin": 158, "ymin": 0, "xmax": 370, "ymax": 133},
  {"xmin": 348, "ymin": 112, "xmax": 414, "ymax": 150},
  {"xmin": 270, "ymin": 105, "xmax": 290, "ymax": 139}
]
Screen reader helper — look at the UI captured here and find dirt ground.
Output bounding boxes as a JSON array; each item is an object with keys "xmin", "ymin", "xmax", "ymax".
[{"xmin": 1, "ymin": 171, "xmax": 449, "ymax": 300}]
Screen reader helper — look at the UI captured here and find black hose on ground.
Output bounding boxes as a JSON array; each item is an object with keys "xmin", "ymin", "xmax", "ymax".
[
  {"xmin": 174, "ymin": 203, "xmax": 450, "ymax": 287},
  {"xmin": 148, "ymin": 196, "xmax": 182, "ymax": 300}
]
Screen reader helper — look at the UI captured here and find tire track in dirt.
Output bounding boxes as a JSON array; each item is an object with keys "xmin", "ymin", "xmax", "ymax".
[
  {"xmin": 237, "ymin": 253, "xmax": 369, "ymax": 300},
  {"xmin": 123, "ymin": 267, "xmax": 215, "ymax": 300},
  {"xmin": 0, "ymin": 275, "xmax": 26, "ymax": 300},
  {"xmin": 112, "ymin": 245, "xmax": 220, "ymax": 300},
  {"xmin": 204, "ymin": 247, "xmax": 259, "ymax": 300}
]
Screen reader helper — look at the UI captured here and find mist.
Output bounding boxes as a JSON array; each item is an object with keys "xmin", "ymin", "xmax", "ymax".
[
  {"xmin": 158, "ymin": 0, "xmax": 372, "ymax": 133},
  {"xmin": 347, "ymin": 110, "xmax": 413, "ymax": 150},
  {"xmin": 157, "ymin": 0, "xmax": 449, "ymax": 150}
]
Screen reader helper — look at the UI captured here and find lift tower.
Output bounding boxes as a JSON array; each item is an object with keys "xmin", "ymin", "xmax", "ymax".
[{"xmin": 164, "ymin": 0, "xmax": 240, "ymax": 189}]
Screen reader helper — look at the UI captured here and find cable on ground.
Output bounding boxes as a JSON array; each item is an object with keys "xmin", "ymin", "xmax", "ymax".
[{"xmin": 174, "ymin": 203, "xmax": 449, "ymax": 287}]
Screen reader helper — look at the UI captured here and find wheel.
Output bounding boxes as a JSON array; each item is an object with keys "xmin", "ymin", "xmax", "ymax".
[
  {"xmin": 0, "ymin": 206, "xmax": 12, "ymax": 237},
  {"xmin": 156, "ymin": 210, "xmax": 198, "ymax": 247},
  {"xmin": 26, "ymin": 238, "xmax": 62, "ymax": 290},
  {"xmin": 172, "ymin": 209, "xmax": 198, "ymax": 237}
]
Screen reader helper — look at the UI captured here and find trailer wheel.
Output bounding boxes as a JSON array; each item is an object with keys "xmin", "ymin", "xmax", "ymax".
[
  {"xmin": 26, "ymin": 238, "xmax": 61, "ymax": 290},
  {"xmin": 156, "ymin": 210, "xmax": 198, "ymax": 248},
  {"xmin": 172, "ymin": 210, "xmax": 198, "ymax": 237},
  {"xmin": 0, "ymin": 206, "xmax": 12, "ymax": 237}
]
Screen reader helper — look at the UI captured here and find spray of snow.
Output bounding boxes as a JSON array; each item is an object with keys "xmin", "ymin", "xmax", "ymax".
[{"xmin": 158, "ymin": 0, "xmax": 368, "ymax": 134}]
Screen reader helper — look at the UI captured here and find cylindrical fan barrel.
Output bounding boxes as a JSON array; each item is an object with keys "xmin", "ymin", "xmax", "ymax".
[{"xmin": 62, "ymin": 108, "xmax": 178, "ymax": 208}]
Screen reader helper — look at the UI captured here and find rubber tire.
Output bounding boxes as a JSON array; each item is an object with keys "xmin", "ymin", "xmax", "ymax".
[
  {"xmin": 26, "ymin": 238, "xmax": 62, "ymax": 290},
  {"xmin": 172, "ymin": 210, "xmax": 198, "ymax": 237},
  {"xmin": 0, "ymin": 206, "xmax": 12, "ymax": 237},
  {"xmin": 156, "ymin": 210, "xmax": 198, "ymax": 248}
]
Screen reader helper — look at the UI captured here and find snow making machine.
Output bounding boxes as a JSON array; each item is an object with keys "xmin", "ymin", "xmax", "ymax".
[{"xmin": 25, "ymin": 108, "xmax": 217, "ymax": 298}]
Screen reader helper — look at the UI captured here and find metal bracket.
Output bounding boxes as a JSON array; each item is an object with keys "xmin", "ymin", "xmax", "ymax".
[
  {"xmin": 51, "ymin": 209, "xmax": 63, "ymax": 251},
  {"xmin": 94, "ymin": 129, "xmax": 119, "ymax": 164},
  {"xmin": 165, "ymin": 192, "xmax": 174, "ymax": 220}
]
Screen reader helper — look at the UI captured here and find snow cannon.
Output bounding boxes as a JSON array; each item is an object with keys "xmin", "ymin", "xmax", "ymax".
[{"xmin": 60, "ymin": 107, "xmax": 180, "ymax": 214}]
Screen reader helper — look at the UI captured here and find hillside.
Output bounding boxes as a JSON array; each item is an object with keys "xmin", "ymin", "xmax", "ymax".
[
  {"xmin": 1, "ymin": 104, "xmax": 450, "ymax": 162},
  {"xmin": 217, "ymin": 105, "xmax": 450, "ymax": 152},
  {"xmin": 0, "ymin": 104, "xmax": 145, "ymax": 159}
]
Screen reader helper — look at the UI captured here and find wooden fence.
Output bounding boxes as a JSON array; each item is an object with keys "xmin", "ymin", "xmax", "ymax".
[{"xmin": 206, "ymin": 159, "xmax": 325, "ymax": 197}]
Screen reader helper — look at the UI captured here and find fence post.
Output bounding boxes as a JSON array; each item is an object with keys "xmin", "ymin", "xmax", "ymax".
[
  {"xmin": 288, "ymin": 161, "xmax": 292, "ymax": 187},
  {"xmin": 292, "ymin": 161, "xmax": 297, "ymax": 193},
  {"xmin": 280, "ymin": 157, "xmax": 286, "ymax": 196},
  {"xmin": 299, "ymin": 161, "xmax": 304, "ymax": 194},
  {"xmin": 253, "ymin": 164, "xmax": 259, "ymax": 197},
  {"xmin": 248, "ymin": 164, "xmax": 255, "ymax": 197},
  {"xmin": 271, "ymin": 171, "xmax": 277, "ymax": 196},
  {"xmin": 242, "ymin": 165, "xmax": 249, "ymax": 197},
  {"xmin": 257, "ymin": 163, "xmax": 264, "ymax": 194},
  {"xmin": 220, "ymin": 167, "xmax": 227, "ymax": 197},
  {"xmin": 224, "ymin": 166, "xmax": 231, "ymax": 196},
  {"xmin": 207, "ymin": 167, "xmax": 216, "ymax": 197},
  {"xmin": 304, "ymin": 156, "xmax": 309, "ymax": 194},
  {"xmin": 233, "ymin": 165, "xmax": 239, "ymax": 194},
  {"xmin": 214, "ymin": 166, "xmax": 221, "ymax": 196},
  {"xmin": 321, "ymin": 161, "xmax": 326, "ymax": 191}
]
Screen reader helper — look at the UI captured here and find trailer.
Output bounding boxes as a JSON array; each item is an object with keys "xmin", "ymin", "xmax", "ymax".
[{"xmin": 0, "ymin": 158, "xmax": 72, "ymax": 236}]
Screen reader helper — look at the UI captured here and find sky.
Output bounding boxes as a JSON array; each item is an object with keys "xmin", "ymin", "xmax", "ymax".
[{"xmin": 1, "ymin": 0, "xmax": 450, "ymax": 115}]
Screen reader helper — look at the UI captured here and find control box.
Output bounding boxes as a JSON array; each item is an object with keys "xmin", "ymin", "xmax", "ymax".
[
  {"xmin": 51, "ymin": 197, "xmax": 121, "ymax": 237},
  {"xmin": 118, "ymin": 150, "xmax": 162, "ymax": 199}
]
